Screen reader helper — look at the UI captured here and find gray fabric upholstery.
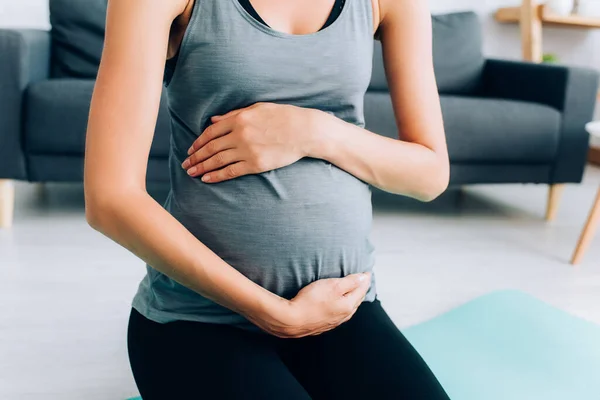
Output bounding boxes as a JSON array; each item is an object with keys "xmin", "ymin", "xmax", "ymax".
[
  {"xmin": 483, "ymin": 59, "xmax": 600, "ymax": 182},
  {"xmin": 365, "ymin": 92, "xmax": 562, "ymax": 163},
  {"xmin": 49, "ymin": 0, "xmax": 107, "ymax": 78},
  {"xmin": 449, "ymin": 164, "xmax": 552, "ymax": 185},
  {"xmin": 432, "ymin": 12, "xmax": 485, "ymax": 95},
  {"xmin": 363, "ymin": 92, "xmax": 398, "ymax": 139},
  {"xmin": 441, "ymin": 96, "xmax": 561, "ymax": 163},
  {"xmin": 555, "ymin": 64, "xmax": 600, "ymax": 182},
  {"xmin": 25, "ymin": 79, "xmax": 172, "ymax": 157},
  {"xmin": 370, "ymin": 11, "xmax": 485, "ymax": 95},
  {"xmin": 0, "ymin": 29, "xmax": 51, "ymax": 180}
]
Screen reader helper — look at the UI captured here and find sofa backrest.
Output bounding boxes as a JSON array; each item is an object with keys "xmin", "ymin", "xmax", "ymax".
[
  {"xmin": 49, "ymin": 0, "xmax": 107, "ymax": 78},
  {"xmin": 370, "ymin": 11, "xmax": 485, "ymax": 95},
  {"xmin": 433, "ymin": 11, "xmax": 485, "ymax": 94},
  {"xmin": 49, "ymin": 2, "xmax": 485, "ymax": 95}
]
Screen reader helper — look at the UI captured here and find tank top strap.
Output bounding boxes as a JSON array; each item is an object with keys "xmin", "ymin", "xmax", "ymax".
[{"xmin": 352, "ymin": 0, "xmax": 375, "ymax": 37}]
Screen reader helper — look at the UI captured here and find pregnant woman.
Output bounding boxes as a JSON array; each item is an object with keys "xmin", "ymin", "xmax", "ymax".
[{"xmin": 84, "ymin": 0, "xmax": 450, "ymax": 398}]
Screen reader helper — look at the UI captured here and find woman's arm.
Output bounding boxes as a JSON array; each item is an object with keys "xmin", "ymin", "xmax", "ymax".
[
  {"xmin": 308, "ymin": 0, "xmax": 449, "ymax": 201},
  {"xmin": 85, "ymin": 0, "xmax": 283, "ymax": 327},
  {"xmin": 85, "ymin": 0, "xmax": 369, "ymax": 338},
  {"xmin": 183, "ymin": 0, "xmax": 448, "ymax": 202}
]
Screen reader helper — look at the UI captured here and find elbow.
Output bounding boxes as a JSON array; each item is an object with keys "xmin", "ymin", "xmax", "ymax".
[
  {"xmin": 84, "ymin": 182, "xmax": 144, "ymax": 233},
  {"xmin": 416, "ymin": 158, "xmax": 450, "ymax": 202},
  {"xmin": 84, "ymin": 185, "xmax": 118, "ymax": 233},
  {"xmin": 84, "ymin": 171, "xmax": 145, "ymax": 232},
  {"xmin": 85, "ymin": 195, "xmax": 109, "ymax": 232},
  {"xmin": 420, "ymin": 179, "xmax": 449, "ymax": 202}
]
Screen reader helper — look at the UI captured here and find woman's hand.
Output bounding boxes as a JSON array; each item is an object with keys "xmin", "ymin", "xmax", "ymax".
[
  {"xmin": 181, "ymin": 102, "xmax": 318, "ymax": 183},
  {"xmin": 246, "ymin": 272, "xmax": 372, "ymax": 339}
]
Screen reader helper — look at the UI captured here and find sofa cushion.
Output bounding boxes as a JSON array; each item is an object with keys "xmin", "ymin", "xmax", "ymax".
[
  {"xmin": 364, "ymin": 92, "xmax": 561, "ymax": 163},
  {"xmin": 24, "ymin": 79, "xmax": 171, "ymax": 157},
  {"xmin": 49, "ymin": 0, "xmax": 107, "ymax": 78},
  {"xmin": 370, "ymin": 12, "xmax": 485, "ymax": 95},
  {"xmin": 433, "ymin": 12, "xmax": 485, "ymax": 95},
  {"xmin": 441, "ymin": 96, "xmax": 561, "ymax": 163}
]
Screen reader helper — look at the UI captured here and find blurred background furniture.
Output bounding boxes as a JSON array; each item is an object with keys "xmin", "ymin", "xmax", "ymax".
[
  {"xmin": 495, "ymin": 0, "xmax": 600, "ymax": 62},
  {"xmin": 496, "ymin": 0, "xmax": 600, "ymax": 168},
  {"xmin": 571, "ymin": 121, "xmax": 600, "ymax": 265},
  {"xmin": 0, "ymin": 2, "xmax": 598, "ymax": 228}
]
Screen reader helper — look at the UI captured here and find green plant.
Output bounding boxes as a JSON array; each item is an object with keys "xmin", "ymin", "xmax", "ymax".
[{"xmin": 542, "ymin": 53, "xmax": 559, "ymax": 63}]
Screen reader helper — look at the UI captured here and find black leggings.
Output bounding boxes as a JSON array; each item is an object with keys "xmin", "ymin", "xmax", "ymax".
[{"xmin": 128, "ymin": 299, "xmax": 450, "ymax": 400}]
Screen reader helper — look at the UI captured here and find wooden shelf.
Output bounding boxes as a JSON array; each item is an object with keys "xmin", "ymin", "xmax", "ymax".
[{"xmin": 496, "ymin": 5, "xmax": 600, "ymax": 29}]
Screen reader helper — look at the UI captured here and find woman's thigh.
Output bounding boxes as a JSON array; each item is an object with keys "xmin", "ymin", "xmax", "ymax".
[
  {"xmin": 276, "ymin": 300, "xmax": 450, "ymax": 400},
  {"xmin": 127, "ymin": 309, "xmax": 311, "ymax": 400}
]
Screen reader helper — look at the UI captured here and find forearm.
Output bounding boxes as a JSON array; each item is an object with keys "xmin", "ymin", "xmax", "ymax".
[
  {"xmin": 85, "ymin": 189, "xmax": 287, "ymax": 322},
  {"xmin": 307, "ymin": 111, "xmax": 449, "ymax": 201}
]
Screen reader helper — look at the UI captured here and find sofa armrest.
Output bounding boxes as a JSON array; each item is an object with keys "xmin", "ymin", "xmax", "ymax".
[
  {"xmin": 482, "ymin": 59, "xmax": 599, "ymax": 183},
  {"xmin": 0, "ymin": 29, "xmax": 51, "ymax": 180}
]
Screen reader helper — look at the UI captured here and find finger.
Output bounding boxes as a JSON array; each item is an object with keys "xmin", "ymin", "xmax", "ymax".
[
  {"xmin": 339, "ymin": 309, "xmax": 356, "ymax": 325},
  {"xmin": 335, "ymin": 272, "xmax": 370, "ymax": 296},
  {"xmin": 201, "ymin": 161, "xmax": 251, "ymax": 183},
  {"xmin": 188, "ymin": 118, "xmax": 235, "ymax": 156},
  {"xmin": 335, "ymin": 293, "xmax": 365, "ymax": 328},
  {"xmin": 211, "ymin": 105, "xmax": 250, "ymax": 122},
  {"xmin": 186, "ymin": 149, "xmax": 242, "ymax": 177},
  {"xmin": 183, "ymin": 135, "xmax": 235, "ymax": 172},
  {"xmin": 342, "ymin": 278, "xmax": 370, "ymax": 309},
  {"xmin": 212, "ymin": 102, "xmax": 267, "ymax": 122},
  {"xmin": 352, "ymin": 292, "xmax": 368, "ymax": 312}
]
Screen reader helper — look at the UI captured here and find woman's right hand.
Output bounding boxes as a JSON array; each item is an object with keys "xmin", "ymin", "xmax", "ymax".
[{"xmin": 249, "ymin": 272, "xmax": 371, "ymax": 338}]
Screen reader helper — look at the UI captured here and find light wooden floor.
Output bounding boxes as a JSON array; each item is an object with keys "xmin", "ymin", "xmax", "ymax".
[{"xmin": 1, "ymin": 167, "xmax": 599, "ymax": 400}]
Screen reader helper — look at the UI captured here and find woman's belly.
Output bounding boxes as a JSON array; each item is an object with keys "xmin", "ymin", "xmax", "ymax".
[{"xmin": 168, "ymin": 157, "xmax": 375, "ymax": 299}]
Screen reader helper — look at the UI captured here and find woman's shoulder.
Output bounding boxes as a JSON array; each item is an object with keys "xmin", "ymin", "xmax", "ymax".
[{"xmin": 114, "ymin": 0, "xmax": 190, "ymax": 24}]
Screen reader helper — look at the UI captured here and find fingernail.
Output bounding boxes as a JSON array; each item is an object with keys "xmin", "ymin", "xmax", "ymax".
[
  {"xmin": 358, "ymin": 274, "xmax": 367, "ymax": 282},
  {"xmin": 201, "ymin": 174, "xmax": 211, "ymax": 182},
  {"xmin": 187, "ymin": 147, "xmax": 193, "ymax": 155},
  {"xmin": 187, "ymin": 166, "xmax": 197, "ymax": 176},
  {"xmin": 181, "ymin": 159, "xmax": 190, "ymax": 169}
]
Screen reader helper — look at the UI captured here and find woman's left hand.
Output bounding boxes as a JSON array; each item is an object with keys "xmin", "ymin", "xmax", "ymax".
[{"xmin": 182, "ymin": 102, "xmax": 318, "ymax": 183}]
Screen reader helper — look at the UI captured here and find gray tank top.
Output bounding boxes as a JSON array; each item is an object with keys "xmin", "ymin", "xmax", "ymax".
[{"xmin": 133, "ymin": 0, "xmax": 377, "ymax": 329}]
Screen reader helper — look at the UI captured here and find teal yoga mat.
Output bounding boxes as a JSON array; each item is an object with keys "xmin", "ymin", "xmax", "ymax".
[
  {"xmin": 403, "ymin": 290, "xmax": 600, "ymax": 400},
  {"xmin": 127, "ymin": 290, "xmax": 600, "ymax": 400}
]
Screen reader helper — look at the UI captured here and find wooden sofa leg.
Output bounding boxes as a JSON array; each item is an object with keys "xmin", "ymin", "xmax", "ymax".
[
  {"xmin": 0, "ymin": 179, "xmax": 15, "ymax": 229},
  {"xmin": 571, "ymin": 188, "xmax": 600, "ymax": 265},
  {"xmin": 546, "ymin": 184, "xmax": 565, "ymax": 221}
]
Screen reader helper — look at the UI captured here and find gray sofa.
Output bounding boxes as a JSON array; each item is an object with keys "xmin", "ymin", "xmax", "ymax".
[{"xmin": 0, "ymin": 3, "xmax": 598, "ymax": 228}]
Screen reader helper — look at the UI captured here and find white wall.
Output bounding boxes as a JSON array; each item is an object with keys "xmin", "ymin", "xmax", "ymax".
[{"xmin": 0, "ymin": 0, "xmax": 49, "ymax": 29}]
